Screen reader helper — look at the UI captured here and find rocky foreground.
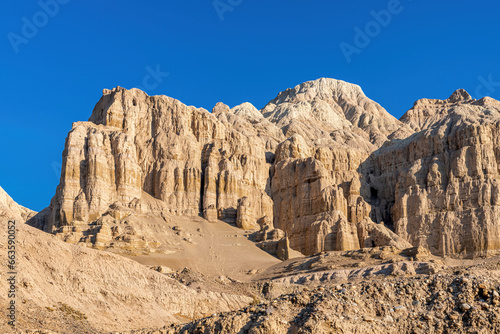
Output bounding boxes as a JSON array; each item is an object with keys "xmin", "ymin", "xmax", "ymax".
[{"xmin": 128, "ymin": 266, "xmax": 500, "ymax": 334}]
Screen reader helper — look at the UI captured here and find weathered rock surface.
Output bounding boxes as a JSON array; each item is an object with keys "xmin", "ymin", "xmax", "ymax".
[
  {"xmin": 124, "ymin": 266, "xmax": 500, "ymax": 334},
  {"xmin": 253, "ymin": 220, "xmax": 296, "ymax": 261},
  {"xmin": 28, "ymin": 78, "xmax": 500, "ymax": 258},
  {"xmin": 28, "ymin": 78, "xmax": 407, "ymax": 256},
  {"xmin": 265, "ymin": 79, "xmax": 412, "ymax": 255},
  {"xmin": 262, "ymin": 77, "xmax": 409, "ymax": 147},
  {"xmin": 13, "ymin": 80, "xmax": 500, "ymax": 334},
  {"xmin": 366, "ymin": 90, "xmax": 500, "ymax": 257},
  {"xmin": 30, "ymin": 88, "xmax": 275, "ymax": 252}
]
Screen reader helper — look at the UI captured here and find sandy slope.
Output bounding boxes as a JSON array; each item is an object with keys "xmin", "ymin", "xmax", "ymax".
[
  {"xmin": 0, "ymin": 213, "xmax": 252, "ymax": 333},
  {"xmin": 124, "ymin": 214, "xmax": 281, "ymax": 281}
]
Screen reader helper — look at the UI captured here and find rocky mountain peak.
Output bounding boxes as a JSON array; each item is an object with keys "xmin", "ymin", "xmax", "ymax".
[
  {"xmin": 447, "ymin": 88, "xmax": 472, "ymax": 103},
  {"xmin": 262, "ymin": 78, "xmax": 406, "ymax": 148},
  {"xmin": 264, "ymin": 78, "xmax": 366, "ymax": 106}
]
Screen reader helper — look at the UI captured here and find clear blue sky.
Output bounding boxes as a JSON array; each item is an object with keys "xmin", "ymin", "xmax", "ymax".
[{"xmin": 1, "ymin": 0, "xmax": 500, "ymax": 211}]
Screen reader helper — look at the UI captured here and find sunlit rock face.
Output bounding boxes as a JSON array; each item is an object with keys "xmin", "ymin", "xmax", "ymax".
[
  {"xmin": 29, "ymin": 78, "xmax": 500, "ymax": 258},
  {"xmin": 367, "ymin": 90, "xmax": 500, "ymax": 257},
  {"xmin": 265, "ymin": 78, "xmax": 411, "ymax": 255}
]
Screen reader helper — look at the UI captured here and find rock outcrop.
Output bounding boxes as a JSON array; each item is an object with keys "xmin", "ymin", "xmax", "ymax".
[
  {"xmin": 366, "ymin": 90, "xmax": 500, "ymax": 257},
  {"xmin": 28, "ymin": 78, "xmax": 408, "ymax": 256},
  {"xmin": 265, "ymin": 78, "xmax": 411, "ymax": 255},
  {"xmin": 131, "ymin": 270, "xmax": 500, "ymax": 334},
  {"xmin": 31, "ymin": 88, "xmax": 276, "ymax": 252},
  {"xmin": 29, "ymin": 78, "xmax": 500, "ymax": 258},
  {"xmin": 262, "ymin": 77, "xmax": 408, "ymax": 148}
]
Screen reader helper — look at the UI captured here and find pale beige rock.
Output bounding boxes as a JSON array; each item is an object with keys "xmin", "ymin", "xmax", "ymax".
[
  {"xmin": 260, "ymin": 79, "xmax": 412, "ymax": 255},
  {"xmin": 33, "ymin": 87, "xmax": 274, "ymax": 249},
  {"xmin": 0, "ymin": 188, "xmax": 252, "ymax": 333},
  {"xmin": 367, "ymin": 89, "xmax": 500, "ymax": 256},
  {"xmin": 262, "ymin": 77, "xmax": 411, "ymax": 148},
  {"xmin": 0, "ymin": 186, "xmax": 35, "ymax": 222},
  {"xmin": 236, "ymin": 196, "xmax": 259, "ymax": 230},
  {"xmin": 276, "ymin": 235, "xmax": 291, "ymax": 261},
  {"xmin": 31, "ymin": 79, "xmax": 414, "ymax": 256},
  {"xmin": 271, "ymin": 136, "xmax": 374, "ymax": 255}
]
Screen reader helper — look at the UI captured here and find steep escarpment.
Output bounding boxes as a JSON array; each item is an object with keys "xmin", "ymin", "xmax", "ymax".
[
  {"xmin": 28, "ymin": 78, "xmax": 500, "ymax": 258},
  {"xmin": 30, "ymin": 88, "xmax": 277, "ymax": 252},
  {"xmin": 29, "ymin": 78, "xmax": 409, "ymax": 257},
  {"xmin": 365, "ymin": 90, "xmax": 500, "ymax": 257},
  {"xmin": 266, "ymin": 79, "xmax": 412, "ymax": 255}
]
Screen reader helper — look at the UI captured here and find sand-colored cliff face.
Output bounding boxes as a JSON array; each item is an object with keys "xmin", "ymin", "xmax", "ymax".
[
  {"xmin": 29, "ymin": 78, "xmax": 500, "ymax": 258},
  {"xmin": 367, "ymin": 90, "xmax": 500, "ymax": 257},
  {"xmin": 29, "ymin": 78, "xmax": 407, "ymax": 256},
  {"xmin": 31, "ymin": 88, "xmax": 277, "ymax": 252},
  {"xmin": 265, "ymin": 79, "xmax": 412, "ymax": 255},
  {"xmin": 64, "ymin": 88, "xmax": 273, "ymax": 226}
]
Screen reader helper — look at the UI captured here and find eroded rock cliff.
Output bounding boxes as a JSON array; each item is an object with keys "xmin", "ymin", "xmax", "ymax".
[
  {"xmin": 366, "ymin": 90, "xmax": 500, "ymax": 257},
  {"xmin": 266, "ymin": 79, "xmax": 412, "ymax": 255},
  {"xmin": 28, "ymin": 78, "xmax": 405, "ymax": 256},
  {"xmin": 29, "ymin": 78, "xmax": 500, "ymax": 258}
]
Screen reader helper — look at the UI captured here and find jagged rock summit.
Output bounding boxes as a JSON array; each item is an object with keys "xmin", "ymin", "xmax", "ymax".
[
  {"xmin": 27, "ymin": 80, "xmax": 500, "ymax": 258},
  {"xmin": 262, "ymin": 78, "xmax": 404, "ymax": 146}
]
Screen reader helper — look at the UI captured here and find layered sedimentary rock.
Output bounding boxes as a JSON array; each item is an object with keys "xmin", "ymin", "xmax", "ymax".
[
  {"xmin": 366, "ymin": 90, "xmax": 500, "ymax": 257},
  {"xmin": 31, "ymin": 77, "xmax": 500, "ymax": 258},
  {"xmin": 32, "ymin": 88, "xmax": 276, "ymax": 251},
  {"xmin": 271, "ymin": 136, "xmax": 370, "ymax": 254},
  {"xmin": 266, "ymin": 79, "xmax": 411, "ymax": 255},
  {"xmin": 28, "ymin": 78, "xmax": 413, "ymax": 256}
]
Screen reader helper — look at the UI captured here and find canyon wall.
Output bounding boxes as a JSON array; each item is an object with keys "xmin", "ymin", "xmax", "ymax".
[
  {"xmin": 366, "ymin": 90, "xmax": 500, "ymax": 257},
  {"xmin": 29, "ymin": 79, "xmax": 500, "ymax": 257}
]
